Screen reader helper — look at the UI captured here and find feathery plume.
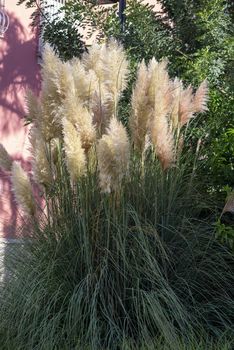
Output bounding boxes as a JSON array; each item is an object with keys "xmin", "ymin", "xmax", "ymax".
[
  {"xmin": 150, "ymin": 76, "xmax": 175, "ymax": 170},
  {"xmin": 148, "ymin": 58, "xmax": 171, "ymax": 108},
  {"xmin": 88, "ymin": 40, "xmax": 129, "ymax": 130},
  {"xmin": 104, "ymin": 39, "xmax": 129, "ymax": 102},
  {"xmin": 11, "ymin": 161, "xmax": 35, "ymax": 217},
  {"xmin": 63, "ymin": 119, "xmax": 87, "ymax": 181},
  {"xmin": 150, "ymin": 113, "xmax": 175, "ymax": 170},
  {"xmin": 40, "ymin": 93, "xmax": 62, "ymax": 141},
  {"xmin": 147, "ymin": 58, "xmax": 158, "ymax": 107},
  {"xmin": 222, "ymin": 191, "xmax": 234, "ymax": 216},
  {"xmin": 41, "ymin": 44, "xmax": 62, "ymax": 85},
  {"xmin": 54, "ymin": 61, "xmax": 75, "ymax": 101},
  {"xmin": 82, "ymin": 43, "xmax": 107, "ymax": 83},
  {"xmin": 130, "ymin": 60, "xmax": 152, "ymax": 152},
  {"xmin": 193, "ymin": 80, "xmax": 209, "ymax": 113},
  {"xmin": 178, "ymin": 84, "xmax": 194, "ymax": 127},
  {"xmin": 97, "ymin": 117, "xmax": 130, "ymax": 193},
  {"xmin": 40, "ymin": 46, "xmax": 72, "ymax": 140},
  {"xmin": 25, "ymin": 90, "xmax": 41, "ymax": 123},
  {"xmin": 63, "ymin": 94, "xmax": 96, "ymax": 151},
  {"xmin": 0, "ymin": 144, "xmax": 12, "ymax": 171},
  {"xmin": 170, "ymin": 78, "xmax": 182, "ymax": 129},
  {"xmin": 178, "ymin": 80, "xmax": 208, "ymax": 127},
  {"xmin": 91, "ymin": 85, "xmax": 115, "ymax": 134},
  {"xmin": 29, "ymin": 127, "xmax": 53, "ymax": 186},
  {"xmin": 148, "ymin": 58, "xmax": 174, "ymax": 169},
  {"xmin": 72, "ymin": 58, "xmax": 98, "ymax": 104}
]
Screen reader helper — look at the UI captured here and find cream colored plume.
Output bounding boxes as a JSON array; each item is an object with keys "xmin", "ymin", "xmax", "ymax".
[
  {"xmin": 25, "ymin": 90, "xmax": 41, "ymax": 123},
  {"xmin": 11, "ymin": 161, "xmax": 35, "ymax": 217},
  {"xmin": 130, "ymin": 60, "xmax": 152, "ymax": 152},
  {"xmin": 150, "ymin": 83, "xmax": 175, "ymax": 170},
  {"xmin": 72, "ymin": 58, "xmax": 98, "ymax": 105},
  {"xmin": 222, "ymin": 191, "xmax": 234, "ymax": 215},
  {"xmin": 41, "ymin": 46, "xmax": 63, "ymax": 113},
  {"xmin": 150, "ymin": 113, "xmax": 175, "ymax": 170},
  {"xmin": 178, "ymin": 84, "xmax": 194, "ymax": 127},
  {"xmin": 148, "ymin": 57, "xmax": 174, "ymax": 169},
  {"xmin": 41, "ymin": 44, "xmax": 62, "ymax": 85},
  {"xmin": 103, "ymin": 39, "xmax": 129, "ymax": 103},
  {"xmin": 25, "ymin": 91, "xmax": 55, "ymax": 155},
  {"xmin": 63, "ymin": 94, "xmax": 96, "ymax": 151},
  {"xmin": 153, "ymin": 73, "xmax": 173, "ymax": 124},
  {"xmin": 148, "ymin": 58, "xmax": 171, "ymax": 109},
  {"xmin": 82, "ymin": 43, "xmax": 107, "ymax": 83},
  {"xmin": 170, "ymin": 78, "xmax": 182, "ymax": 128},
  {"xmin": 0, "ymin": 144, "xmax": 12, "ymax": 171},
  {"xmin": 29, "ymin": 127, "xmax": 52, "ymax": 186},
  {"xmin": 193, "ymin": 80, "xmax": 209, "ymax": 113},
  {"xmin": 63, "ymin": 119, "xmax": 86, "ymax": 181},
  {"xmin": 178, "ymin": 80, "xmax": 209, "ymax": 127},
  {"xmin": 86, "ymin": 41, "xmax": 129, "ymax": 131},
  {"xmin": 97, "ymin": 117, "xmax": 130, "ymax": 193},
  {"xmin": 104, "ymin": 40, "xmax": 129, "ymax": 122},
  {"xmin": 40, "ymin": 93, "xmax": 62, "ymax": 141},
  {"xmin": 54, "ymin": 61, "xmax": 75, "ymax": 101},
  {"xmin": 91, "ymin": 86, "xmax": 115, "ymax": 134},
  {"xmin": 40, "ymin": 46, "xmax": 72, "ymax": 140}
]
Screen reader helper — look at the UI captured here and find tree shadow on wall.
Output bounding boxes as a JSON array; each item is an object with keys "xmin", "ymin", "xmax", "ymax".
[
  {"xmin": 0, "ymin": 11, "xmax": 40, "ymax": 238},
  {"xmin": 0, "ymin": 11, "xmax": 40, "ymax": 137}
]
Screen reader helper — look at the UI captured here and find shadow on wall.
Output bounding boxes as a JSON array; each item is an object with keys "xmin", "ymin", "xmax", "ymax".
[
  {"xmin": 0, "ymin": 11, "xmax": 40, "ymax": 238},
  {"xmin": 0, "ymin": 11, "xmax": 40, "ymax": 136}
]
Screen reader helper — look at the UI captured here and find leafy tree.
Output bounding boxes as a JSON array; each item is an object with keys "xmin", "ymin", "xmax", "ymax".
[
  {"xmin": 174, "ymin": 0, "xmax": 234, "ymax": 189},
  {"xmin": 100, "ymin": 0, "xmax": 177, "ymax": 62},
  {"xmin": 17, "ymin": 0, "xmax": 96, "ymax": 60}
]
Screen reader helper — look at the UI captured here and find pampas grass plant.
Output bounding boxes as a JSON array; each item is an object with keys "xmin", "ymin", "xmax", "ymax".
[
  {"xmin": 0, "ymin": 42, "xmax": 233, "ymax": 350},
  {"xmin": 11, "ymin": 161, "xmax": 35, "ymax": 217},
  {"xmin": 62, "ymin": 118, "xmax": 87, "ymax": 181},
  {"xmin": 97, "ymin": 117, "xmax": 130, "ymax": 193}
]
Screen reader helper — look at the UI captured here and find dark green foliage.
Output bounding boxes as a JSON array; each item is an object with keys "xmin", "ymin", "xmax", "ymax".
[
  {"xmin": 216, "ymin": 219, "xmax": 234, "ymax": 249},
  {"xmin": 159, "ymin": 0, "xmax": 203, "ymax": 53},
  {"xmin": 42, "ymin": 18, "xmax": 86, "ymax": 61},
  {"xmin": 17, "ymin": 0, "xmax": 95, "ymax": 60},
  {"xmin": 173, "ymin": 1, "xmax": 234, "ymax": 189},
  {"xmin": 100, "ymin": 0, "xmax": 177, "ymax": 63},
  {"xmin": 42, "ymin": 0, "xmax": 96, "ymax": 60}
]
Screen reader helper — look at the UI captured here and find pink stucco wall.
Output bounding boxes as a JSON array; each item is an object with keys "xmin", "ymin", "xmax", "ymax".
[{"xmin": 0, "ymin": 0, "xmax": 40, "ymax": 237}]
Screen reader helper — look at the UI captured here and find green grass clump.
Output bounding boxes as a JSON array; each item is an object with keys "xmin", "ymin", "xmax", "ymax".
[{"xmin": 0, "ymin": 156, "xmax": 233, "ymax": 349}]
